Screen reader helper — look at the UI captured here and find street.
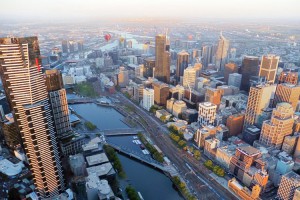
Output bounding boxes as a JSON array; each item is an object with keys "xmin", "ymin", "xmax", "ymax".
[{"xmin": 114, "ymin": 93, "xmax": 238, "ymax": 200}]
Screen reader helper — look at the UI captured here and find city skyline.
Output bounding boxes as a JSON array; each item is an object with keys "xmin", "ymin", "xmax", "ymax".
[
  {"xmin": 1, "ymin": 0, "xmax": 300, "ymax": 23},
  {"xmin": 0, "ymin": 1, "xmax": 300, "ymax": 199}
]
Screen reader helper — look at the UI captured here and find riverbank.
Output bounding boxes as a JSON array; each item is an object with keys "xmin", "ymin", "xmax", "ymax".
[{"xmin": 70, "ymin": 102, "xmax": 183, "ymax": 200}]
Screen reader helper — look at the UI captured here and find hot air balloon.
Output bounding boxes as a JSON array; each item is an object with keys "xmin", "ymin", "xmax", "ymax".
[
  {"xmin": 188, "ymin": 35, "xmax": 193, "ymax": 40},
  {"xmin": 119, "ymin": 37, "xmax": 125, "ymax": 43},
  {"xmin": 104, "ymin": 34, "xmax": 111, "ymax": 42}
]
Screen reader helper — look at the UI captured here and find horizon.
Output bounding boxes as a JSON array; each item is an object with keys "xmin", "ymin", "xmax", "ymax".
[{"xmin": 1, "ymin": 0, "xmax": 300, "ymax": 23}]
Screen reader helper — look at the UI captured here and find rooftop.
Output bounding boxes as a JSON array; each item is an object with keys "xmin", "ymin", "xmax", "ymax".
[
  {"xmin": 283, "ymin": 171, "xmax": 300, "ymax": 184},
  {"xmin": 0, "ymin": 159, "xmax": 24, "ymax": 176},
  {"xmin": 86, "ymin": 162, "xmax": 115, "ymax": 177},
  {"xmin": 86, "ymin": 153, "xmax": 109, "ymax": 166},
  {"xmin": 82, "ymin": 137, "xmax": 102, "ymax": 152},
  {"xmin": 237, "ymin": 146, "xmax": 261, "ymax": 157},
  {"xmin": 86, "ymin": 174, "xmax": 114, "ymax": 199},
  {"xmin": 69, "ymin": 154, "xmax": 85, "ymax": 168}
]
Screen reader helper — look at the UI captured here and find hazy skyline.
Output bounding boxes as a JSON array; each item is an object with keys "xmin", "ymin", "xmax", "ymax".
[{"xmin": 1, "ymin": 0, "xmax": 300, "ymax": 23}]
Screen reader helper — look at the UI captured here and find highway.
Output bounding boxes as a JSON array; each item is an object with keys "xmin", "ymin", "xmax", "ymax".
[{"xmin": 114, "ymin": 93, "xmax": 238, "ymax": 200}]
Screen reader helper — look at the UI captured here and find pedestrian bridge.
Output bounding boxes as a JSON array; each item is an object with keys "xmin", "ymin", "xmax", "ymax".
[
  {"xmin": 103, "ymin": 128, "xmax": 143, "ymax": 136},
  {"xmin": 106, "ymin": 141, "xmax": 178, "ymax": 177}
]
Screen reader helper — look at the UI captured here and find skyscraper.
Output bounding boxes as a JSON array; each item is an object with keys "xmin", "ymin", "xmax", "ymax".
[
  {"xmin": 45, "ymin": 69, "xmax": 72, "ymax": 138},
  {"xmin": 259, "ymin": 103, "xmax": 294, "ymax": 149},
  {"xmin": 259, "ymin": 55, "xmax": 279, "ymax": 84},
  {"xmin": 228, "ymin": 73, "xmax": 242, "ymax": 89},
  {"xmin": 77, "ymin": 40, "xmax": 84, "ymax": 52},
  {"xmin": 201, "ymin": 45, "xmax": 213, "ymax": 68},
  {"xmin": 0, "ymin": 37, "xmax": 65, "ymax": 198},
  {"xmin": 224, "ymin": 62, "xmax": 238, "ymax": 83},
  {"xmin": 215, "ymin": 33, "xmax": 229, "ymax": 72},
  {"xmin": 143, "ymin": 57, "xmax": 155, "ymax": 78},
  {"xmin": 244, "ymin": 84, "xmax": 276, "ymax": 128},
  {"xmin": 176, "ymin": 51, "xmax": 189, "ymax": 80},
  {"xmin": 240, "ymin": 56, "xmax": 260, "ymax": 91},
  {"xmin": 182, "ymin": 66, "xmax": 198, "ymax": 89},
  {"xmin": 61, "ymin": 40, "xmax": 68, "ymax": 54},
  {"xmin": 273, "ymin": 83, "xmax": 300, "ymax": 110},
  {"xmin": 155, "ymin": 34, "xmax": 170, "ymax": 83},
  {"xmin": 68, "ymin": 40, "xmax": 76, "ymax": 53}
]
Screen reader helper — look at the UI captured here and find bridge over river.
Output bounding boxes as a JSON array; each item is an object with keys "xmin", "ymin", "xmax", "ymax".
[
  {"xmin": 102, "ymin": 128, "xmax": 143, "ymax": 136},
  {"xmin": 106, "ymin": 141, "xmax": 178, "ymax": 177}
]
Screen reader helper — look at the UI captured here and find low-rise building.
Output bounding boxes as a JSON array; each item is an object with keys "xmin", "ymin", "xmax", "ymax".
[
  {"xmin": 86, "ymin": 175, "xmax": 115, "ymax": 200},
  {"xmin": 243, "ymin": 125, "xmax": 261, "ymax": 145},
  {"xmin": 60, "ymin": 134, "xmax": 86, "ymax": 156},
  {"xmin": 0, "ymin": 158, "xmax": 24, "ymax": 177},
  {"xmin": 182, "ymin": 109, "xmax": 198, "ymax": 124},
  {"xmin": 86, "ymin": 162, "xmax": 116, "ymax": 178},
  {"xmin": 204, "ymin": 137, "xmax": 221, "ymax": 159},
  {"xmin": 155, "ymin": 109, "xmax": 172, "ymax": 121},
  {"xmin": 86, "ymin": 153, "xmax": 109, "ymax": 167},
  {"xmin": 216, "ymin": 144, "xmax": 236, "ymax": 169},
  {"xmin": 167, "ymin": 120, "xmax": 188, "ymax": 133},
  {"xmin": 172, "ymin": 100, "xmax": 187, "ymax": 118},
  {"xmin": 194, "ymin": 125, "xmax": 216, "ymax": 148},
  {"xmin": 228, "ymin": 178, "xmax": 261, "ymax": 200},
  {"xmin": 166, "ymin": 98, "xmax": 175, "ymax": 113},
  {"xmin": 229, "ymin": 146, "xmax": 269, "ymax": 189}
]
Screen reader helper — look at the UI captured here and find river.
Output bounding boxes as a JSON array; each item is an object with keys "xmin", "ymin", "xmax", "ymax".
[{"xmin": 70, "ymin": 103, "xmax": 183, "ymax": 200}]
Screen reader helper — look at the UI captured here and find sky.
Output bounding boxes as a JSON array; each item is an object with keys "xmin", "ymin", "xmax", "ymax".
[{"xmin": 0, "ymin": 0, "xmax": 300, "ymax": 22}]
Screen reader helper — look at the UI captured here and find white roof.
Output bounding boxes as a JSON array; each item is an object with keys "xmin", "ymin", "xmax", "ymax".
[
  {"xmin": 86, "ymin": 153, "xmax": 109, "ymax": 166},
  {"xmin": 86, "ymin": 163, "xmax": 113, "ymax": 177}
]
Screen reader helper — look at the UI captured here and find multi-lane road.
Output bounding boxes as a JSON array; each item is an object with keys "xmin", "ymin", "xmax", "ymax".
[{"xmin": 114, "ymin": 93, "xmax": 238, "ymax": 200}]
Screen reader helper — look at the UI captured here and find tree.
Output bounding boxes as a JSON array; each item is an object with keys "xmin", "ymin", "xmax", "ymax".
[
  {"xmin": 179, "ymin": 182, "xmax": 186, "ymax": 190},
  {"xmin": 84, "ymin": 121, "xmax": 96, "ymax": 131},
  {"xmin": 149, "ymin": 105, "xmax": 156, "ymax": 113},
  {"xmin": 124, "ymin": 92, "xmax": 131, "ymax": 99},
  {"xmin": 0, "ymin": 172, "xmax": 8, "ymax": 181},
  {"xmin": 170, "ymin": 134, "xmax": 180, "ymax": 142},
  {"xmin": 125, "ymin": 186, "xmax": 140, "ymax": 200},
  {"xmin": 204, "ymin": 160, "xmax": 213, "ymax": 170},
  {"xmin": 193, "ymin": 150, "xmax": 201, "ymax": 160},
  {"xmin": 168, "ymin": 125, "xmax": 178, "ymax": 134},
  {"xmin": 213, "ymin": 165, "xmax": 220, "ymax": 174},
  {"xmin": 188, "ymin": 146, "xmax": 194, "ymax": 153},
  {"xmin": 160, "ymin": 115, "xmax": 167, "ymax": 122},
  {"xmin": 178, "ymin": 140, "xmax": 187, "ymax": 148}
]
